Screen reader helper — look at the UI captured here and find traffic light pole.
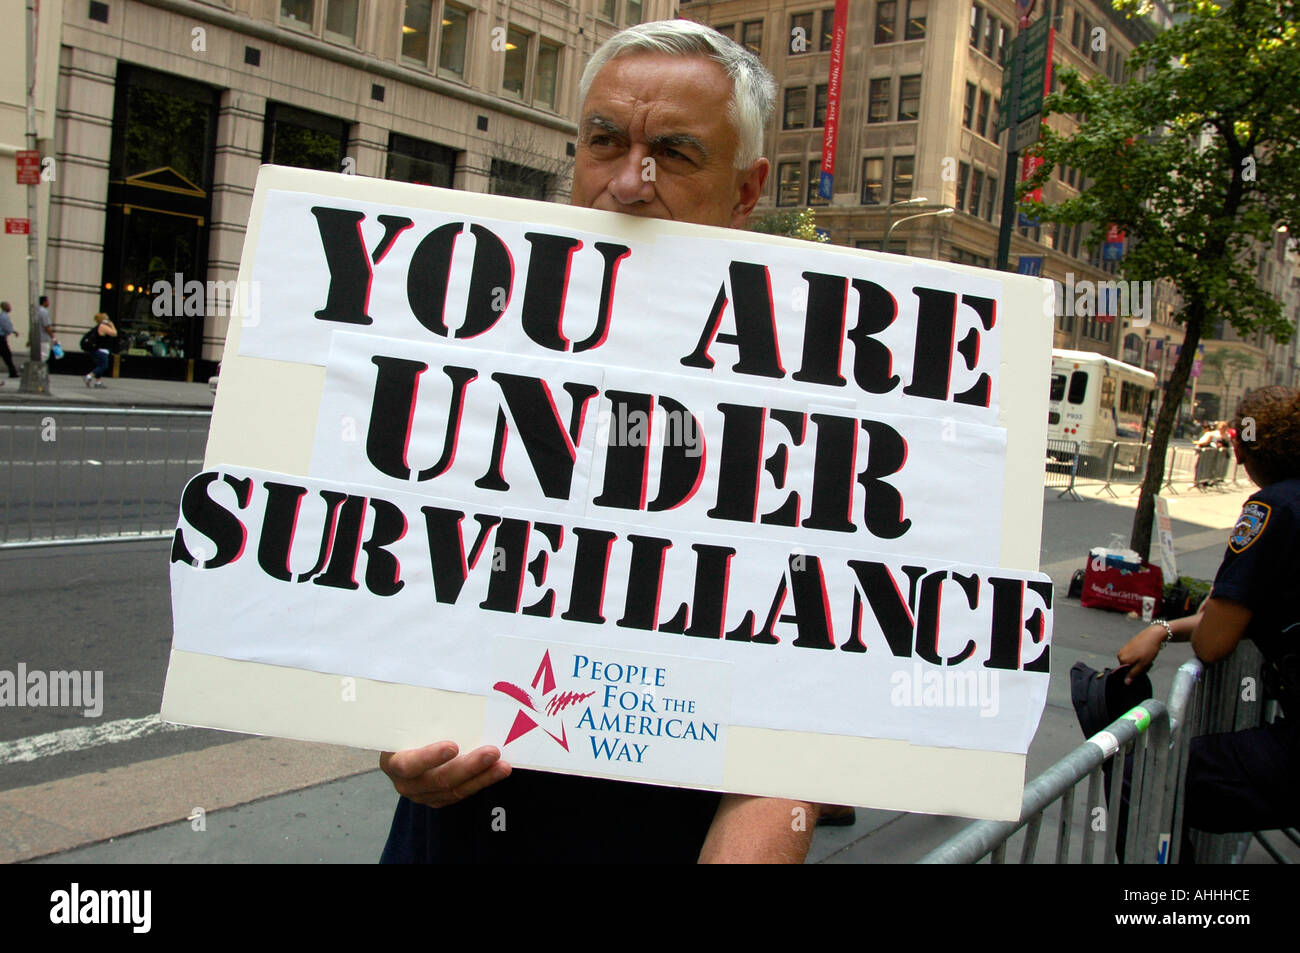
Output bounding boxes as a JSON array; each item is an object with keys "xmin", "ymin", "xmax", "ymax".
[{"xmin": 995, "ymin": 29, "xmax": 1028, "ymax": 272}]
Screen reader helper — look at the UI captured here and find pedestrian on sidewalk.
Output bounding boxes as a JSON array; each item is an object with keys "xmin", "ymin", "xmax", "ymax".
[
  {"xmin": 37, "ymin": 295, "xmax": 58, "ymax": 365},
  {"xmin": 0, "ymin": 301, "xmax": 19, "ymax": 380},
  {"xmin": 83, "ymin": 313, "xmax": 117, "ymax": 388}
]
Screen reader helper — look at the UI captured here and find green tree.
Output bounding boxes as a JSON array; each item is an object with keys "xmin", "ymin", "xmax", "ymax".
[
  {"xmin": 749, "ymin": 207, "xmax": 830, "ymax": 243},
  {"xmin": 1023, "ymin": 0, "xmax": 1300, "ymax": 559}
]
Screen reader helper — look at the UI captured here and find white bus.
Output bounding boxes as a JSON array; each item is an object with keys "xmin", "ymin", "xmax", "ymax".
[{"xmin": 1048, "ymin": 349, "xmax": 1157, "ymax": 445}]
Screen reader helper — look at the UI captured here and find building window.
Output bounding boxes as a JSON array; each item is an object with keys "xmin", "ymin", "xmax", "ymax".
[
  {"xmin": 598, "ymin": 0, "xmax": 616, "ymax": 19},
  {"xmin": 869, "ymin": 78, "xmax": 891, "ymax": 123},
  {"xmin": 898, "ymin": 74, "xmax": 921, "ymax": 121},
  {"xmin": 976, "ymin": 90, "xmax": 991, "ymax": 138},
  {"xmin": 997, "ymin": 20, "xmax": 1008, "ymax": 65},
  {"xmin": 402, "ymin": 1, "xmax": 433, "ymax": 63},
  {"xmin": 862, "ymin": 157, "xmax": 884, "ymax": 204},
  {"xmin": 814, "ymin": 84, "xmax": 828, "ymax": 126},
  {"xmin": 536, "ymin": 41, "xmax": 561, "ymax": 110},
  {"xmin": 713, "ymin": 23, "xmax": 736, "ymax": 41},
  {"xmin": 983, "ymin": 14, "xmax": 996, "ymax": 58},
  {"xmin": 875, "ymin": 1, "xmax": 897, "ymax": 44},
  {"xmin": 783, "ymin": 87, "xmax": 808, "ymax": 129},
  {"xmin": 502, "ymin": 27, "xmax": 529, "ymax": 97},
  {"xmin": 984, "ymin": 174, "xmax": 998, "ymax": 222},
  {"xmin": 969, "ymin": 169, "xmax": 984, "ymax": 215},
  {"xmin": 742, "ymin": 20, "xmax": 763, "ymax": 55},
  {"xmin": 387, "ymin": 133, "xmax": 456, "ymax": 188},
  {"xmin": 1071, "ymin": 11, "xmax": 1082, "ymax": 49},
  {"xmin": 490, "ymin": 158, "xmax": 550, "ymax": 201},
  {"xmin": 324, "ymin": 0, "xmax": 358, "ymax": 40},
  {"xmin": 280, "ymin": 1, "xmax": 359, "ymax": 42},
  {"xmin": 263, "ymin": 102, "xmax": 348, "ymax": 170},
  {"xmin": 992, "ymin": 97, "xmax": 1001, "ymax": 133},
  {"xmin": 808, "ymin": 160, "xmax": 828, "ymax": 206},
  {"xmin": 626, "ymin": 0, "xmax": 643, "ymax": 25},
  {"xmin": 891, "ymin": 154, "xmax": 914, "ymax": 202},
  {"xmin": 439, "ymin": 4, "xmax": 469, "ymax": 78},
  {"xmin": 281, "ymin": 0, "xmax": 314, "ymax": 28},
  {"xmin": 970, "ymin": 3, "xmax": 982, "ymax": 47},
  {"xmin": 962, "ymin": 82, "xmax": 976, "ymax": 129},
  {"xmin": 777, "ymin": 161, "xmax": 802, "ymax": 207},
  {"xmin": 790, "ymin": 12, "xmax": 814, "ymax": 54},
  {"xmin": 956, "ymin": 161, "xmax": 970, "ymax": 210},
  {"xmin": 905, "ymin": 0, "xmax": 927, "ymax": 40},
  {"xmin": 820, "ymin": 8, "xmax": 835, "ymax": 50}
]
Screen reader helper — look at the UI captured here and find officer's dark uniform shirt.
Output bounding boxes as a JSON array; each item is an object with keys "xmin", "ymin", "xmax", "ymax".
[
  {"xmin": 380, "ymin": 769, "xmax": 721, "ymax": 863},
  {"xmin": 1212, "ymin": 476, "xmax": 1300, "ymax": 668}
]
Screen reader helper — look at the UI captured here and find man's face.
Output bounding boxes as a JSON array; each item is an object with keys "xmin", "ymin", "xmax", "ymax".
[{"xmin": 571, "ymin": 53, "xmax": 769, "ymax": 229}]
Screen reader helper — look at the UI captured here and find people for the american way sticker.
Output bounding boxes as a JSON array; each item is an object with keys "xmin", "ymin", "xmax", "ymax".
[{"xmin": 484, "ymin": 637, "xmax": 732, "ymax": 787}]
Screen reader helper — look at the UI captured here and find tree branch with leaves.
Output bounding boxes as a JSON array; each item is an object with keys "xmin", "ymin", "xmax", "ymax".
[{"xmin": 1022, "ymin": 0, "xmax": 1300, "ymax": 559}]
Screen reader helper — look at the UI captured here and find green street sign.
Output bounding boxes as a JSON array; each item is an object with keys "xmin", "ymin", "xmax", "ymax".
[{"xmin": 998, "ymin": 17, "xmax": 1052, "ymax": 133}]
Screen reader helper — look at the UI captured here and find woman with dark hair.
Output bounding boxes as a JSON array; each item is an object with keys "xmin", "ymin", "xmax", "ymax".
[
  {"xmin": 1119, "ymin": 385, "xmax": 1300, "ymax": 846},
  {"xmin": 83, "ymin": 313, "xmax": 117, "ymax": 388}
]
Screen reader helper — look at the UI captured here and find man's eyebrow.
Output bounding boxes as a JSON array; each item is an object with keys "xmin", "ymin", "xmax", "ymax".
[
  {"xmin": 648, "ymin": 133, "xmax": 709, "ymax": 158},
  {"xmin": 580, "ymin": 115, "xmax": 626, "ymax": 138}
]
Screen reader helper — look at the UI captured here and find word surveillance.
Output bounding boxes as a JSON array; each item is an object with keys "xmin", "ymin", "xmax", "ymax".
[
  {"xmin": 305, "ymin": 205, "xmax": 998, "ymax": 413},
  {"xmin": 171, "ymin": 469, "xmax": 1052, "ymax": 675}
]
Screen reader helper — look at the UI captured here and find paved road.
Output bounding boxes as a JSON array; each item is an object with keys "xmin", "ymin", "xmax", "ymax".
[
  {"xmin": 0, "ymin": 410, "xmax": 208, "ymax": 544},
  {"xmin": 2, "ymin": 480, "xmax": 1295, "ymax": 864}
]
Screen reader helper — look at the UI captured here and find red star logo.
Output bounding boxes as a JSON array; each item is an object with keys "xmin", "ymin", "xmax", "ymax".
[{"xmin": 493, "ymin": 650, "xmax": 594, "ymax": 751}]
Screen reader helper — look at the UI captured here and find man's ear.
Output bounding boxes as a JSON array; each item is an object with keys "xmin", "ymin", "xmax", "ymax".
[{"xmin": 730, "ymin": 158, "xmax": 771, "ymax": 229}]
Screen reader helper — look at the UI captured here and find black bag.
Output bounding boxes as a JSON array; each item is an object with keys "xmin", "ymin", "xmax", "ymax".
[
  {"xmin": 80, "ymin": 328, "xmax": 99, "ymax": 353},
  {"xmin": 1069, "ymin": 661, "xmax": 1154, "ymax": 739}
]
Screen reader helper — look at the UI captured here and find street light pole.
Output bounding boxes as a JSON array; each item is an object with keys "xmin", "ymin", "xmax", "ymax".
[
  {"xmin": 881, "ymin": 196, "xmax": 928, "ymax": 251},
  {"xmin": 19, "ymin": 0, "xmax": 45, "ymax": 394},
  {"xmin": 885, "ymin": 207, "xmax": 955, "ymax": 247}
]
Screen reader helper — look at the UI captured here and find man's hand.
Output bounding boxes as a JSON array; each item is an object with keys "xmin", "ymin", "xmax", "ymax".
[{"xmin": 379, "ymin": 742, "xmax": 511, "ymax": 809}]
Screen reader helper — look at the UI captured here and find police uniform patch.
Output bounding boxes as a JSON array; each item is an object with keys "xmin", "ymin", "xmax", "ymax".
[{"xmin": 1229, "ymin": 501, "xmax": 1270, "ymax": 553}]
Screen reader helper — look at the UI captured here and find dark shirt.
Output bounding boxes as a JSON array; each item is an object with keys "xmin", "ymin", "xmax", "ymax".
[
  {"xmin": 380, "ymin": 769, "xmax": 721, "ymax": 863},
  {"xmin": 1213, "ymin": 477, "xmax": 1300, "ymax": 667}
]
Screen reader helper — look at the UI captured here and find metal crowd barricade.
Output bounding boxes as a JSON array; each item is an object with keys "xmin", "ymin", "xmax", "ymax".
[
  {"xmin": 1098, "ymin": 441, "xmax": 1149, "ymax": 497},
  {"xmin": 919, "ymin": 645, "xmax": 1290, "ymax": 864},
  {"xmin": 1162, "ymin": 445, "xmax": 1198, "ymax": 495},
  {"xmin": 1073, "ymin": 439, "xmax": 1117, "ymax": 487},
  {"xmin": 0, "ymin": 405, "xmax": 211, "ymax": 548},
  {"xmin": 918, "ymin": 698, "xmax": 1176, "ymax": 864},
  {"xmin": 1044, "ymin": 438, "xmax": 1082, "ymax": 499}
]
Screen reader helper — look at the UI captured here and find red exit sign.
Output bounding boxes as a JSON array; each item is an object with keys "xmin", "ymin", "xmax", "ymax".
[{"xmin": 5, "ymin": 218, "xmax": 30, "ymax": 235}]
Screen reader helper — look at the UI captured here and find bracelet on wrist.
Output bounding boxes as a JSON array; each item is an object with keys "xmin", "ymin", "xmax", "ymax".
[{"xmin": 1153, "ymin": 618, "xmax": 1174, "ymax": 645}]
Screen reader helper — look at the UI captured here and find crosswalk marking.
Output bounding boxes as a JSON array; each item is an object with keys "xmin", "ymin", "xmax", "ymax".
[{"xmin": 0, "ymin": 713, "xmax": 190, "ymax": 765}]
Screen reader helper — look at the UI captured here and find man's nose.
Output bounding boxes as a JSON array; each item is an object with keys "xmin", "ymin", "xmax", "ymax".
[{"xmin": 607, "ymin": 146, "xmax": 656, "ymax": 207}]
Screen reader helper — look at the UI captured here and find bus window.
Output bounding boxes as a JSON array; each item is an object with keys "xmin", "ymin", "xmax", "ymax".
[
  {"xmin": 1120, "ymin": 381, "xmax": 1150, "ymax": 415},
  {"xmin": 1050, "ymin": 374, "xmax": 1067, "ymax": 401},
  {"xmin": 1067, "ymin": 371, "xmax": 1088, "ymax": 404},
  {"xmin": 1100, "ymin": 376, "xmax": 1116, "ymax": 410}
]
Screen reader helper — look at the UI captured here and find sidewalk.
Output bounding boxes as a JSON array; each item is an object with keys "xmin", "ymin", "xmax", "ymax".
[{"xmin": 0, "ymin": 369, "xmax": 214, "ymax": 410}]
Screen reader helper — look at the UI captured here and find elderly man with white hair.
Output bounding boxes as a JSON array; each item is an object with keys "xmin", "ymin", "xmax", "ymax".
[{"xmin": 379, "ymin": 19, "xmax": 830, "ymax": 864}]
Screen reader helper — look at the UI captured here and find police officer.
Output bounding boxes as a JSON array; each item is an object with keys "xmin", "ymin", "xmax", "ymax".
[{"xmin": 1120, "ymin": 385, "xmax": 1300, "ymax": 841}]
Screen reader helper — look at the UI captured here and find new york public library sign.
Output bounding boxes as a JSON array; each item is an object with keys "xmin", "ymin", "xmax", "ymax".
[{"xmin": 162, "ymin": 167, "xmax": 1055, "ymax": 819}]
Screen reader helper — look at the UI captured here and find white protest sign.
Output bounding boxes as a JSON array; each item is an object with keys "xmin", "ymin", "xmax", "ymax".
[
  {"xmin": 162, "ymin": 167, "xmax": 1056, "ymax": 819},
  {"xmin": 1154, "ymin": 495, "xmax": 1178, "ymax": 585}
]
